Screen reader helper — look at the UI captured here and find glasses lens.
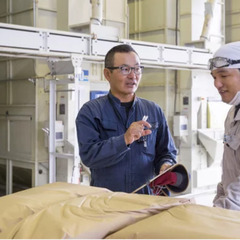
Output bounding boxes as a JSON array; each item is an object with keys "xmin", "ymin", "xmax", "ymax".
[
  {"xmin": 120, "ymin": 66, "xmax": 131, "ymax": 75},
  {"xmin": 120, "ymin": 65, "xmax": 144, "ymax": 75},
  {"xmin": 134, "ymin": 66, "xmax": 143, "ymax": 74}
]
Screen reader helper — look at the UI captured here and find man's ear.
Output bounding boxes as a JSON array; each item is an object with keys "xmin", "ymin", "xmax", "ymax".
[{"xmin": 104, "ymin": 68, "xmax": 111, "ymax": 82}]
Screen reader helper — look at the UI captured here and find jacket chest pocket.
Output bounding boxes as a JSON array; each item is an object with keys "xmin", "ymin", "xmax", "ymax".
[
  {"xmin": 99, "ymin": 120, "xmax": 118, "ymax": 139},
  {"xmin": 225, "ymin": 122, "xmax": 240, "ymax": 150},
  {"xmin": 138, "ymin": 122, "xmax": 158, "ymax": 155}
]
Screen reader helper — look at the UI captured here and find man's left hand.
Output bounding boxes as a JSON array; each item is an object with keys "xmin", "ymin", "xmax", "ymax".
[{"xmin": 159, "ymin": 163, "xmax": 172, "ymax": 174}]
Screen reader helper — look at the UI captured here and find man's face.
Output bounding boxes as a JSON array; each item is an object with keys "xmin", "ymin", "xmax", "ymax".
[
  {"xmin": 104, "ymin": 51, "xmax": 142, "ymax": 102},
  {"xmin": 211, "ymin": 68, "xmax": 240, "ymax": 103}
]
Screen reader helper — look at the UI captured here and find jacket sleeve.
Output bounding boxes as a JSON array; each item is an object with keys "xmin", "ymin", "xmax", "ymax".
[
  {"xmin": 153, "ymin": 107, "xmax": 177, "ymax": 174},
  {"xmin": 213, "ymin": 180, "xmax": 240, "ymax": 211},
  {"xmin": 76, "ymin": 103, "xmax": 130, "ymax": 169}
]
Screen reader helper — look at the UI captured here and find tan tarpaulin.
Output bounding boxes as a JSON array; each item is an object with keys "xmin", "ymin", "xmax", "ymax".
[{"xmin": 0, "ymin": 182, "xmax": 240, "ymax": 239}]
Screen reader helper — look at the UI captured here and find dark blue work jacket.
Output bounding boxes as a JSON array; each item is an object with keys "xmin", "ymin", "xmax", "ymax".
[{"xmin": 76, "ymin": 92, "xmax": 177, "ymax": 194}]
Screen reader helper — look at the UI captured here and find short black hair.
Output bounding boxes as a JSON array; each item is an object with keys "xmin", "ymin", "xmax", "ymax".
[{"xmin": 104, "ymin": 44, "xmax": 139, "ymax": 68}]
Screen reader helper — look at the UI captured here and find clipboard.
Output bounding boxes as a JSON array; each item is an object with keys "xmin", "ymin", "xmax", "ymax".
[{"xmin": 132, "ymin": 163, "xmax": 189, "ymax": 194}]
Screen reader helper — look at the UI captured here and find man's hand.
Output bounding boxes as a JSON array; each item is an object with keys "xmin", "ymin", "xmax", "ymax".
[
  {"xmin": 124, "ymin": 120, "xmax": 152, "ymax": 145},
  {"xmin": 159, "ymin": 163, "xmax": 172, "ymax": 174}
]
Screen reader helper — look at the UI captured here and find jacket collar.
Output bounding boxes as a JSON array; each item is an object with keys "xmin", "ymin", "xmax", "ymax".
[{"xmin": 108, "ymin": 91, "xmax": 138, "ymax": 107}]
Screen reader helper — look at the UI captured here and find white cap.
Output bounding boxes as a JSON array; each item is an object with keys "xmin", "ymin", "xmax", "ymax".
[{"xmin": 213, "ymin": 41, "xmax": 240, "ymax": 69}]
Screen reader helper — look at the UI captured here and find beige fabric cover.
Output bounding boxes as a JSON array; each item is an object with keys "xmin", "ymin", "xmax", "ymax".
[
  {"xmin": 107, "ymin": 204, "xmax": 240, "ymax": 239},
  {"xmin": 0, "ymin": 182, "xmax": 239, "ymax": 239}
]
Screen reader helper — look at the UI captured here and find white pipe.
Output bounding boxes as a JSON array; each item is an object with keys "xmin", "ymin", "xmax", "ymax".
[
  {"xmin": 90, "ymin": 0, "xmax": 103, "ymax": 25},
  {"xmin": 200, "ymin": 0, "xmax": 218, "ymax": 40}
]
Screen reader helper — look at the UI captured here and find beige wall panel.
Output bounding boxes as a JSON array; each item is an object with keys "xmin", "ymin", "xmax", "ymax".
[
  {"xmin": 37, "ymin": 10, "xmax": 57, "ymax": 29},
  {"xmin": 128, "ymin": 0, "xmax": 165, "ymax": 34},
  {"xmin": 226, "ymin": 27, "xmax": 240, "ymax": 42},
  {"xmin": 0, "ymin": 62, "xmax": 7, "ymax": 80},
  {"xmin": 11, "ymin": 0, "xmax": 33, "ymax": 13},
  {"xmin": 226, "ymin": 1, "xmax": 240, "ymax": 45},
  {"xmin": 0, "ymin": 17, "xmax": 7, "ymax": 23},
  {"xmin": 137, "ymin": 85, "xmax": 175, "ymax": 117},
  {"xmin": 11, "ymin": 11, "xmax": 34, "ymax": 26},
  {"xmin": 9, "ymin": 119, "xmax": 32, "ymax": 156},
  {"xmin": 166, "ymin": 0, "xmax": 177, "ymax": 28},
  {"xmin": 57, "ymin": 0, "xmax": 69, "ymax": 31},
  {"xmin": 0, "ymin": 1, "xmax": 6, "ymax": 15},
  {"xmin": 12, "ymin": 59, "xmax": 35, "ymax": 79},
  {"xmin": 180, "ymin": 1, "xmax": 192, "ymax": 14},
  {"xmin": 226, "ymin": 12, "xmax": 240, "ymax": 26},
  {"xmin": 130, "ymin": 30, "xmax": 165, "ymax": 43},
  {"xmin": 179, "ymin": 71, "xmax": 192, "ymax": 89},
  {"xmin": 226, "ymin": 0, "xmax": 240, "ymax": 11},
  {"xmin": 137, "ymin": 86, "xmax": 165, "ymax": 103},
  {"xmin": 128, "ymin": 2, "xmax": 136, "ymax": 33},
  {"xmin": 68, "ymin": 0, "xmax": 91, "ymax": 27},
  {"xmin": 38, "ymin": 0, "xmax": 57, "ymax": 11},
  {"xmin": 0, "ymin": 83, "xmax": 7, "ymax": 104},
  {"xmin": 180, "ymin": 17, "xmax": 193, "ymax": 44},
  {"xmin": 104, "ymin": 0, "xmax": 126, "ymax": 22},
  {"xmin": 11, "ymin": 81, "xmax": 35, "ymax": 105},
  {"xmin": 140, "ymin": 69, "xmax": 169, "ymax": 86},
  {"xmin": 179, "ymin": 0, "xmax": 206, "ymax": 44},
  {"xmin": 0, "ymin": 119, "xmax": 7, "ymax": 156},
  {"xmin": 35, "ymin": 79, "xmax": 48, "ymax": 162},
  {"xmin": 140, "ymin": 0, "xmax": 165, "ymax": 32},
  {"xmin": 35, "ymin": 60, "xmax": 51, "ymax": 77}
]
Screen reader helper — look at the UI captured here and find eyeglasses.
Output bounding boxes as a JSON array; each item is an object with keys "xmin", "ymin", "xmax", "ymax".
[
  {"xmin": 208, "ymin": 57, "xmax": 240, "ymax": 70},
  {"xmin": 106, "ymin": 65, "xmax": 144, "ymax": 75}
]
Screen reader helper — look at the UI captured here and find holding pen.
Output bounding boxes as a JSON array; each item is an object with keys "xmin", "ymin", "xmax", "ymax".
[
  {"xmin": 124, "ymin": 114, "xmax": 152, "ymax": 146},
  {"xmin": 142, "ymin": 115, "xmax": 148, "ymax": 121}
]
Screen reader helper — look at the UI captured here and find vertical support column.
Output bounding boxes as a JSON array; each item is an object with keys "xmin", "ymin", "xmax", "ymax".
[
  {"xmin": 49, "ymin": 79, "xmax": 56, "ymax": 183},
  {"xmin": 6, "ymin": 159, "xmax": 12, "ymax": 194},
  {"xmin": 71, "ymin": 54, "xmax": 83, "ymax": 184}
]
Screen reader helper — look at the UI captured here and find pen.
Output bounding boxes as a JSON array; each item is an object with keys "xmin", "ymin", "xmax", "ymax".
[
  {"xmin": 142, "ymin": 115, "xmax": 148, "ymax": 147},
  {"xmin": 142, "ymin": 115, "xmax": 148, "ymax": 121}
]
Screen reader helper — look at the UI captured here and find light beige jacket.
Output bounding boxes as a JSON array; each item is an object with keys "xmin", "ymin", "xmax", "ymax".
[{"xmin": 213, "ymin": 105, "xmax": 240, "ymax": 210}]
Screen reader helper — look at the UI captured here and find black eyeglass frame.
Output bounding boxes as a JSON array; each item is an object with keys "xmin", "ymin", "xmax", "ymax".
[
  {"xmin": 208, "ymin": 57, "xmax": 240, "ymax": 70},
  {"xmin": 106, "ymin": 65, "xmax": 144, "ymax": 75}
]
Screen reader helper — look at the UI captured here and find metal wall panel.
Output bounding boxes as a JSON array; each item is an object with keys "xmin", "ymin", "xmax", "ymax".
[
  {"xmin": 105, "ymin": 0, "xmax": 126, "ymax": 23},
  {"xmin": 0, "ymin": 1, "xmax": 6, "ymax": 15},
  {"xmin": 226, "ymin": 0, "xmax": 240, "ymax": 42},
  {"xmin": 0, "ymin": 62, "xmax": 7, "ymax": 80},
  {"xmin": 0, "ymin": 117, "xmax": 7, "ymax": 156},
  {"xmin": 11, "ymin": 0, "xmax": 33, "ymax": 13},
  {"xmin": 0, "ymin": 27, "xmax": 42, "ymax": 50},
  {"xmin": 0, "ymin": 82, "xmax": 7, "ymax": 104},
  {"xmin": 11, "ymin": 80, "xmax": 35, "ymax": 105},
  {"xmin": 11, "ymin": 59, "xmax": 36, "ymax": 79},
  {"xmin": 38, "ymin": 0, "xmax": 57, "ymax": 11},
  {"xmin": 11, "ymin": 11, "xmax": 34, "ymax": 26},
  {"xmin": 68, "ymin": 0, "xmax": 91, "ymax": 27},
  {"xmin": 9, "ymin": 117, "xmax": 32, "ymax": 157},
  {"xmin": 37, "ymin": 10, "xmax": 57, "ymax": 30}
]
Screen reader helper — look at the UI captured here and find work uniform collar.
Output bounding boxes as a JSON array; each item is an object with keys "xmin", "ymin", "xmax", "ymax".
[
  {"xmin": 108, "ymin": 91, "xmax": 138, "ymax": 107},
  {"xmin": 235, "ymin": 105, "xmax": 240, "ymax": 121}
]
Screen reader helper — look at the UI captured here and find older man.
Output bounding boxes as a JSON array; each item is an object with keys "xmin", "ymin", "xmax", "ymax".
[
  {"xmin": 76, "ymin": 44, "xmax": 177, "ymax": 194},
  {"xmin": 209, "ymin": 41, "xmax": 240, "ymax": 210}
]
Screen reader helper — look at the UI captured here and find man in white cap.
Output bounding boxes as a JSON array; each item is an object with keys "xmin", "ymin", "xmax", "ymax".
[{"xmin": 208, "ymin": 41, "xmax": 240, "ymax": 211}]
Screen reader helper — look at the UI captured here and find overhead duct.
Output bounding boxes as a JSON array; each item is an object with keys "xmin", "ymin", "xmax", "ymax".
[
  {"xmin": 90, "ymin": 0, "xmax": 103, "ymax": 25},
  {"xmin": 200, "ymin": 0, "xmax": 218, "ymax": 40}
]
